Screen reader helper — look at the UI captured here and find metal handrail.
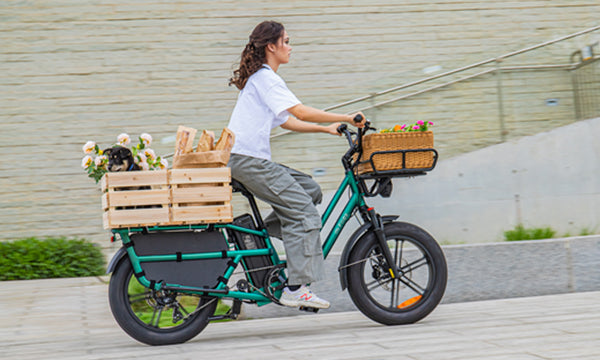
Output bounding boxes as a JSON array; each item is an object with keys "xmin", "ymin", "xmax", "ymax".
[
  {"xmin": 323, "ymin": 24, "xmax": 600, "ymax": 112},
  {"xmin": 271, "ymin": 25, "xmax": 600, "ymax": 139},
  {"xmin": 357, "ymin": 63, "xmax": 577, "ymax": 112}
]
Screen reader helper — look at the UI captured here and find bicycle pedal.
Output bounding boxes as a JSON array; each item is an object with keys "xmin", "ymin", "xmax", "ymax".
[{"xmin": 298, "ymin": 306, "xmax": 319, "ymax": 313}]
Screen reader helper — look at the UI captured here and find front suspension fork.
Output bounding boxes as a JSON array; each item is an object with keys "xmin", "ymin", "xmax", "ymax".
[{"xmin": 365, "ymin": 207, "xmax": 401, "ymax": 279}]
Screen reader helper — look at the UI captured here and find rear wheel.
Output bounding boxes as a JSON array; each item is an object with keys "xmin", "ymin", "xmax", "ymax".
[
  {"xmin": 347, "ymin": 221, "xmax": 447, "ymax": 325},
  {"xmin": 108, "ymin": 258, "xmax": 218, "ymax": 345}
]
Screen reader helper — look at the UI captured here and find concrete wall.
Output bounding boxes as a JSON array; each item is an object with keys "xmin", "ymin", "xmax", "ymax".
[
  {"xmin": 371, "ymin": 116, "xmax": 600, "ymax": 244},
  {"xmin": 242, "ymin": 235, "xmax": 600, "ymax": 319},
  {"xmin": 2, "ymin": 1, "xmax": 600, "ymax": 246}
]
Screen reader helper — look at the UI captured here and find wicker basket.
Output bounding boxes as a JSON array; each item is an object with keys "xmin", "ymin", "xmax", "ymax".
[{"xmin": 357, "ymin": 131, "xmax": 435, "ymax": 174}]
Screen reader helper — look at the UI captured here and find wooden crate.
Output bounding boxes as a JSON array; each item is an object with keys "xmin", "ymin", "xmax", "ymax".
[
  {"xmin": 101, "ymin": 168, "xmax": 232, "ymax": 229},
  {"xmin": 169, "ymin": 168, "xmax": 233, "ymax": 224},
  {"xmin": 101, "ymin": 171, "xmax": 170, "ymax": 229}
]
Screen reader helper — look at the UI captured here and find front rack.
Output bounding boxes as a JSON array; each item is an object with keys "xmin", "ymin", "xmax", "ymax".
[{"xmin": 355, "ymin": 148, "xmax": 439, "ymax": 179}]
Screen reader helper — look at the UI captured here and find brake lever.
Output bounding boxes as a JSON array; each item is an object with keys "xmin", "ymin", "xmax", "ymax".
[
  {"xmin": 336, "ymin": 123, "xmax": 348, "ymax": 134},
  {"xmin": 337, "ymin": 123, "xmax": 356, "ymax": 148}
]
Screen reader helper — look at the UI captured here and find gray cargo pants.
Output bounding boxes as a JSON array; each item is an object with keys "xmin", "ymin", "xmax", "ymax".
[{"xmin": 228, "ymin": 153, "xmax": 325, "ymax": 285}]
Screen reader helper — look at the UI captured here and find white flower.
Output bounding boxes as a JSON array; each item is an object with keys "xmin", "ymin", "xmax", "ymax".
[
  {"xmin": 81, "ymin": 155, "xmax": 93, "ymax": 169},
  {"xmin": 137, "ymin": 153, "xmax": 147, "ymax": 163},
  {"xmin": 144, "ymin": 148, "xmax": 156, "ymax": 161},
  {"xmin": 159, "ymin": 158, "xmax": 168, "ymax": 169},
  {"xmin": 94, "ymin": 155, "xmax": 107, "ymax": 167},
  {"xmin": 82, "ymin": 141, "xmax": 96, "ymax": 154},
  {"xmin": 117, "ymin": 133, "xmax": 130, "ymax": 146},
  {"xmin": 140, "ymin": 133, "xmax": 152, "ymax": 146},
  {"xmin": 140, "ymin": 161, "xmax": 150, "ymax": 171}
]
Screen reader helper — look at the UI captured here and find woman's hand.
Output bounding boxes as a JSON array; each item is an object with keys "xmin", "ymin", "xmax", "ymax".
[
  {"xmin": 325, "ymin": 122, "xmax": 342, "ymax": 136},
  {"xmin": 348, "ymin": 112, "xmax": 366, "ymax": 128}
]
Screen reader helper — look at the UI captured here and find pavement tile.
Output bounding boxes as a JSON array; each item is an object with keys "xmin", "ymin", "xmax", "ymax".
[{"xmin": 1, "ymin": 277, "xmax": 599, "ymax": 360}]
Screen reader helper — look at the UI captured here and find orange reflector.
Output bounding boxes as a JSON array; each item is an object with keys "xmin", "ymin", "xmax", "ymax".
[{"xmin": 397, "ymin": 295, "xmax": 422, "ymax": 309}]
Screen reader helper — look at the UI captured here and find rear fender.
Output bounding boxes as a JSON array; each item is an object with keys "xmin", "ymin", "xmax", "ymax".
[
  {"xmin": 338, "ymin": 215, "xmax": 398, "ymax": 290},
  {"xmin": 106, "ymin": 247, "xmax": 128, "ymax": 274}
]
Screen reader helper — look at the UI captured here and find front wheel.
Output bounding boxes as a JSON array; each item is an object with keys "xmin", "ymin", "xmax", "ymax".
[
  {"xmin": 108, "ymin": 258, "xmax": 218, "ymax": 345},
  {"xmin": 347, "ymin": 221, "xmax": 447, "ymax": 325}
]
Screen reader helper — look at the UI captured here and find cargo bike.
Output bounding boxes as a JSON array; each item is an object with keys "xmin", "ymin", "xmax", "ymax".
[{"xmin": 105, "ymin": 118, "xmax": 447, "ymax": 345}]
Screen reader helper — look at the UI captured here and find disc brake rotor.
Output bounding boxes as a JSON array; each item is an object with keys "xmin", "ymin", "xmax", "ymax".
[{"xmin": 369, "ymin": 254, "xmax": 411, "ymax": 291}]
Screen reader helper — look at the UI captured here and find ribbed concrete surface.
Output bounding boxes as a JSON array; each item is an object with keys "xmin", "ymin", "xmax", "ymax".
[{"xmin": 1, "ymin": 276, "xmax": 599, "ymax": 359}]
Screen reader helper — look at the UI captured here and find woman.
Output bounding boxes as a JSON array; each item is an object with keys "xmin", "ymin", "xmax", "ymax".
[{"xmin": 228, "ymin": 20, "xmax": 364, "ymax": 309}]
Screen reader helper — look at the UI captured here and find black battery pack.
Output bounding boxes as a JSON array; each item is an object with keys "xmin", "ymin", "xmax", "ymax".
[
  {"xmin": 130, "ymin": 230, "xmax": 229, "ymax": 289},
  {"xmin": 227, "ymin": 214, "xmax": 273, "ymax": 288}
]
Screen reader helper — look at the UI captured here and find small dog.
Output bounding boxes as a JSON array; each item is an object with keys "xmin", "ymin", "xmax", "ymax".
[
  {"xmin": 103, "ymin": 146, "xmax": 140, "ymax": 172},
  {"xmin": 103, "ymin": 146, "xmax": 150, "ymax": 210}
]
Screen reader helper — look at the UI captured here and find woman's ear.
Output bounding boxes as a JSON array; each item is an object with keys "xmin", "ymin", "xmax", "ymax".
[{"xmin": 266, "ymin": 43, "xmax": 276, "ymax": 53}]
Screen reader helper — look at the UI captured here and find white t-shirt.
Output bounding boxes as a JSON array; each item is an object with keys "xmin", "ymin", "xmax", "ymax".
[{"xmin": 228, "ymin": 65, "xmax": 301, "ymax": 161}]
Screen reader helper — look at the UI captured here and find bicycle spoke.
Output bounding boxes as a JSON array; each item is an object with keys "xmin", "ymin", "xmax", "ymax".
[
  {"xmin": 148, "ymin": 307, "xmax": 158, "ymax": 327},
  {"xmin": 176, "ymin": 301, "xmax": 191, "ymax": 316},
  {"xmin": 398, "ymin": 274, "xmax": 426, "ymax": 295},
  {"xmin": 150, "ymin": 308, "xmax": 164, "ymax": 328},
  {"xmin": 400, "ymin": 255, "xmax": 428, "ymax": 273},
  {"xmin": 393, "ymin": 279, "xmax": 401, "ymax": 307},
  {"xmin": 390, "ymin": 277, "xmax": 396, "ymax": 307},
  {"xmin": 390, "ymin": 240, "xmax": 403, "ymax": 307},
  {"xmin": 391, "ymin": 240, "xmax": 400, "ymax": 307},
  {"xmin": 398, "ymin": 240, "xmax": 404, "ymax": 266},
  {"xmin": 128, "ymin": 292, "xmax": 151, "ymax": 305},
  {"xmin": 366, "ymin": 277, "xmax": 389, "ymax": 292}
]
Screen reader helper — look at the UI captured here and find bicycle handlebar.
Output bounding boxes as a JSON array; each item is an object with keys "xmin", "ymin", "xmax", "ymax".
[
  {"xmin": 337, "ymin": 114, "xmax": 376, "ymax": 171},
  {"xmin": 336, "ymin": 114, "xmax": 374, "ymax": 146}
]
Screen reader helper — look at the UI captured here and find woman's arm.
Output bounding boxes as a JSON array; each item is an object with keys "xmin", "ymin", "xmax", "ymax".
[
  {"xmin": 288, "ymin": 104, "xmax": 363, "ymax": 126},
  {"xmin": 281, "ymin": 116, "xmax": 341, "ymax": 135}
]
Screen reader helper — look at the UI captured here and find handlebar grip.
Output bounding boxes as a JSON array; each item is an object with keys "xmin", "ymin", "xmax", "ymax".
[
  {"xmin": 353, "ymin": 114, "xmax": 364, "ymax": 123},
  {"xmin": 337, "ymin": 123, "xmax": 348, "ymax": 134}
]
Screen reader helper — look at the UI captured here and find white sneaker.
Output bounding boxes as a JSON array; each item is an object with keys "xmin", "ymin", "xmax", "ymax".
[{"xmin": 279, "ymin": 285, "xmax": 330, "ymax": 309}]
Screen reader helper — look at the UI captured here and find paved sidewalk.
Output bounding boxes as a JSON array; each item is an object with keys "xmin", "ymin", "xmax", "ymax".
[{"xmin": 1, "ymin": 277, "xmax": 599, "ymax": 360}]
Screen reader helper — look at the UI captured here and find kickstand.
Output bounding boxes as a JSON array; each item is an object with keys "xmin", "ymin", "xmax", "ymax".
[
  {"xmin": 209, "ymin": 299, "xmax": 243, "ymax": 321},
  {"xmin": 229, "ymin": 299, "xmax": 242, "ymax": 319}
]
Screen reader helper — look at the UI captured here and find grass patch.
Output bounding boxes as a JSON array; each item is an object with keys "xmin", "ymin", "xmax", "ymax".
[
  {"xmin": 0, "ymin": 237, "xmax": 105, "ymax": 281},
  {"xmin": 127, "ymin": 275, "xmax": 232, "ymax": 327},
  {"xmin": 504, "ymin": 225, "xmax": 556, "ymax": 241}
]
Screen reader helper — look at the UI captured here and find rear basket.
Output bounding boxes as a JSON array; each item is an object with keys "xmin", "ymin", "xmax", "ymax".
[
  {"xmin": 101, "ymin": 168, "xmax": 232, "ymax": 229},
  {"xmin": 356, "ymin": 131, "xmax": 437, "ymax": 175}
]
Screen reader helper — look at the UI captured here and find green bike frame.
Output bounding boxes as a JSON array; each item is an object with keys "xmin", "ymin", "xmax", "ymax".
[{"xmin": 112, "ymin": 168, "xmax": 367, "ymax": 305}]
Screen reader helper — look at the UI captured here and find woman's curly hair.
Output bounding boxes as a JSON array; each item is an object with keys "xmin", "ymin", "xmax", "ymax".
[{"xmin": 229, "ymin": 21, "xmax": 285, "ymax": 90}]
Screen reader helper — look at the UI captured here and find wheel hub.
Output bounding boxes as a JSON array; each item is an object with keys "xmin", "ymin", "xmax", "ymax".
[
  {"xmin": 370, "ymin": 257, "xmax": 411, "ymax": 291},
  {"xmin": 148, "ymin": 290, "xmax": 177, "ymax": 308}
]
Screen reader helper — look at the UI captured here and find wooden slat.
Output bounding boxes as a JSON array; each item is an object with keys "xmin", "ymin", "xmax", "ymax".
[
  {"xmin": 171, "ymin": 205, "xmax": 233, "ymax": 224},
  {"xmin": 104, "ymin": 189, "xmax": 170, "ymax": 209},
  {"xmin": 100, "ymin": 174, "xmax": 109, "ymax": 192},
  {"xmin": 169, "ymin": 168, "xmax": 231, "ymax": 185},
  {"xmin": 171, "ymin": 186, "xmax": 232, "ymax": 204},
  {"xmin": 102, "ymin": 212, "xmax": 109, "ymax": 230},
  {"xmin": 101, "ymin": 192, "xmax": 109, "ymax": 210},
  {"xmin": 103, "ymin": 208, "xmax": 170, "ymax": 229},
  {"xmin": 104, "ymin": 170, "xmax": 168, "ymax": 189}
]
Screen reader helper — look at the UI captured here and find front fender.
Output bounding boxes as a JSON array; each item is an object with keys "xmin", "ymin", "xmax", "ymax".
[
  {"xmin": 105, "ymin": 247, "xmax": 128, "ymax": 274},
  {"xmin": 338, "ymin": 215, "xmax": 398, "ymax": 290}
]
